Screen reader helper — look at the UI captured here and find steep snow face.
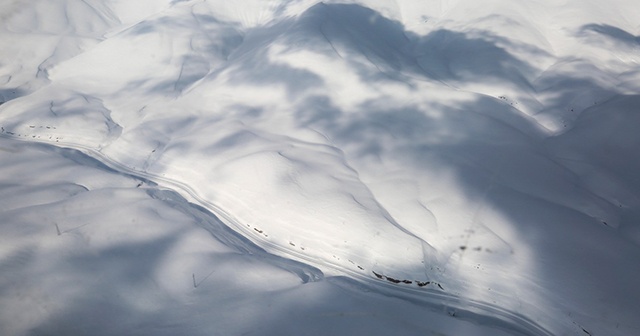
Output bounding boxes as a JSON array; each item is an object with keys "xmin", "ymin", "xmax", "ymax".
[{"xmin": 2, "ymin": 0, "xmax": 640, "ymax": 335}]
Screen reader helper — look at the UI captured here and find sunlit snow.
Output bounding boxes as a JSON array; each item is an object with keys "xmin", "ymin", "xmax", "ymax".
[{"xmin": 1, "ymin": 1, "xmax": 639, "ymax": 335}]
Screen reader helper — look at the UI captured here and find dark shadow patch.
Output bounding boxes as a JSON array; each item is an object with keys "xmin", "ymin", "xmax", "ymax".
[
  {"xmin": 579, "ymin": 24, "xmax": 640, "ymax": 47},
  {"xmin": 0, "ymin": 88, "xmax": 26, "ymax": 104}
]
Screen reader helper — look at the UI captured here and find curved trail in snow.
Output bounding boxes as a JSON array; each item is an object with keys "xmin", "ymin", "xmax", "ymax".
[{"xmin": 1, "ymin": 133, "xmax": 559, "ymax": 336}]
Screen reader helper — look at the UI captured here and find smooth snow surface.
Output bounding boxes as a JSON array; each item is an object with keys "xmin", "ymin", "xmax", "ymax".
[{"xmin": 1, "ymin": 0, "xmax": 640, "ymax": 335}]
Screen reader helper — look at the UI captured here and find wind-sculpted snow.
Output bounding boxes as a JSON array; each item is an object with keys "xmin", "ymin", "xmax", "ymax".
[{"xmin": 1, "ymin": 0, "xmax": 640, "ymax": 335}]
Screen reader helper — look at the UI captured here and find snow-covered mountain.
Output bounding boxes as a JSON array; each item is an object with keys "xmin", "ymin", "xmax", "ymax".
[{"xmin": 1, "ymin": 1, "xmax": 639, "ymax": 335}]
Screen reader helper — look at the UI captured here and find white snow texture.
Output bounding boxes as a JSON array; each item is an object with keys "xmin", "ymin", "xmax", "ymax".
[{"xmin": 1, "ymin": 0, "xmax": 639, "ymax": 335}]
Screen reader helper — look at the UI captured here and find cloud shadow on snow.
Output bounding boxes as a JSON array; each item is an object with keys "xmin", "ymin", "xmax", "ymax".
[
  {"xmin": 214, "ymin": 3, "xmax": 640, "ymax": 334},
  {"xmin": 578, "ymin": 23, "xmax": 640, "ymax": 48},
  {"xmin": 0, "ymin": 141, "xmax": 326, "ymax": 336},
  {"xmin": 286, "ymin": 3, "xmax": 545, "ymax": 89},
  {"xmin": 117, "ymin": 6, "xmax": 640, "ymax": 334},
  {"xmin": 5, "ymin": 2, "xmax": 640, "ymax": 335},
  {"xmin": 0, "ymin": 88, "xmax": 26, "ymax": 104}
]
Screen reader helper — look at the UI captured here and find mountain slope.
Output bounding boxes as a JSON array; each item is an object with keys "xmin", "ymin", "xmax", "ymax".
[{"xmin": 1, "ymin": 0, "xmax": 639, "ymax": 335}]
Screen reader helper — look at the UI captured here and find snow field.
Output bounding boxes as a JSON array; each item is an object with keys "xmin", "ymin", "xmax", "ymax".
[{"xmin": 1, "ymin": 0, "xmax": 640, "ymax": 335}]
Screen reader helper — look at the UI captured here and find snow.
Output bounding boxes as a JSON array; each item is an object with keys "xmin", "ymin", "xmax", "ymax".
[{"xmin": 2, "ymin": 0, "xmax": 640, "ymax": 335}]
